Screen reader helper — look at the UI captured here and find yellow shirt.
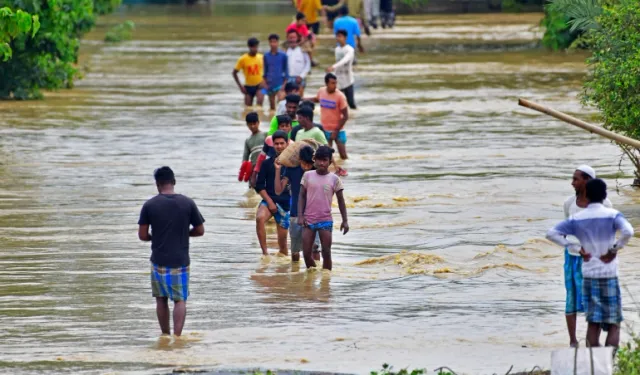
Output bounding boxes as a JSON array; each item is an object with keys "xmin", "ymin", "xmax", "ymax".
[
  {"xmin": 234, "ymin": 53, "xmax": 264, "ymax": 86},
  {"xmin": 298, "ymin": 0, "xmax": 323, "ymax": 24}
]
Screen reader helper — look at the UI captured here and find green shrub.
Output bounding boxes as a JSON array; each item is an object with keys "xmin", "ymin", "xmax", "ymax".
[
  {"xmin": 0, "ymin": 0, "xmax": 121, "ymax": 99},
  {"xmin": 582, "ymin": 0, "xmax": 640, "ymax": 140},
  {"xmin": 616, "ymin": 336, "xmax": 640, "ymax": 375},
  {"xmin": 0, "ymin": 7, "xmax": 39, "ymax": 61},
  {"xmin": 105, "ymin": 20, "xmax": 134, "ymax": 43},
  {"xmin": 371, "ymin": 363, "xmax": 426, "ymax": 375},
  {"xmin": 540, "ymin": 6, "xmax": 576, "ymax": 50}
]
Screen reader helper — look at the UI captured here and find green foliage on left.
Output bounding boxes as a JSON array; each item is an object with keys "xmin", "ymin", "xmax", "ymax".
[
  {"xmin": 0, "ymin": 0, "xmax": 122, "ymax": 100},
  {"xmin": 0, "ymin": 7, "xmax": 39, "ymax": 61}
]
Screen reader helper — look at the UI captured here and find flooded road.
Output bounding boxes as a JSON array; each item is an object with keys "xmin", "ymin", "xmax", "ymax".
[{"xmin": 1, "ymin": 3, "xmax": 640, "ymax": 374}]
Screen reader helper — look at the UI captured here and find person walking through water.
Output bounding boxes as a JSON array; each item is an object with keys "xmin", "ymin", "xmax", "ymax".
[
  {"xmin": 327, "ymin": 29, "xmax": 356, "ymax": 109},
  {"xmin": 333, "ymin": 6, "xmax": 364, "ymax": 58},
  {"xmin": 255, "ymin": 130, "xmax": 291, "ymax": 256},
  {"xmin": 138, "ymin": 167, "xmax": 205, "ymax": 337},
  {"xmin": 263, "ymin": 34, "xmax": 288, "ymax": 111},
  {"xmin": 233, "ymin": 38, "xmax": 265, "ymax": 108},
  {"xmin": 286, "ymin": 30, "xmax": 311, "ymax": 98},
  {"xmin": 298, "ymin": 146, "xmax": 349, "ymax": 270},
  {"xmin": 547, "ymin": 178, "xmax": 633, "ymax": 349},
  {"xmin": 306, "ymin": 73, "xmax": 349, "ymax": 176},
  {"xmin": 560, "ymin": 165, "xmax": 612, "ymax": 347}
]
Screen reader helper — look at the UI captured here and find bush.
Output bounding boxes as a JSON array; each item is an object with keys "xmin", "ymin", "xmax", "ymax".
[
  {"xmin": 0, "ymin": 0, "xmax": 121, "ymax": 100},
  {"xmin": 0, "ymin": 7, "xmax": 39, "ymax": 61},
  {"xmin": 540, "ymin": 7, "xmax": 576, "ymax": 50},
  {"xmin": 582, "ymin": 0, "xmax": 640, "ymax": 140},
  {"xmin": 616, "ymin": 336, "xmax": 640, "ymax": 375},
  {"xmin": 371, "ymin": 364, "xmax": 426, "ymax": 375},
  {"xmin": 105, "ymin": 20, "xmax": 134, "ymax": 43}
]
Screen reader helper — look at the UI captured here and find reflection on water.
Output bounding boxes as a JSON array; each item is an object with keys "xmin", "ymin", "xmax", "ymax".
[{"xmin": 1, "ymin": 4, "xmax": 640, "ymax": 375}]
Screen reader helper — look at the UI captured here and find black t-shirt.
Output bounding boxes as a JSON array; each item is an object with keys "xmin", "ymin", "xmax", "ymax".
[
  {"xmin": 138, "ymin": 194, "xmax": 205, "ymax": 267},
  {"xmin": 255, "ymin": 157, "xmax": 291, "ymax": 211}
]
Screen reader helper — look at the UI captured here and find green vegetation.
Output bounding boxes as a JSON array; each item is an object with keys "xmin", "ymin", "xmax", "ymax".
[
  {"xmin": 581, "ymin": 0, "xmax": 640, "ymax": 179},
  {"xmin": 616, "ymin": 336, "xmax": 640, "ymax": 375},
  {"xmin": 0, "ymin": 7, "xmax": 39, "ymax": 61},
  {"xmin": 0, "ymin": 0, "xmax": 122, "ymax": 100},
  {"xmin": 105, "ymin": 20, "xmax": 135, "ymax": 43},
  {"xmin": 541, "ymin": 0, "xmax": 603, "ymax": 50},
  {"xmin": 371, "ymin": 364, "xmax": 426, "ymax": 375}
]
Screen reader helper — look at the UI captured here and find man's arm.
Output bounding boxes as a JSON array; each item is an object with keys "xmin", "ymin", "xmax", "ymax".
[
  {"xmin": 613, "ymin": 214, "xmax": 634, "ymax": 249},
  {"xmin": 232, "ymin": 69, "xmax": 246, "ymax": 93},
  {"xmin": 298, "ymin": 184, "xmax": 307, "ymax": 225},
  {"xmin": 263, "ymin": 55, "xmax": 269, "ymax": 89},
  {"xmin": 190, "ymin": 225, "xmax": 205, "ymax": 237},
  {"xmin": 336, "ymin": 189, "xmax": 349, "ymax": 234},
  {"xmin": 243, "ymin": 140, "xmax": 250, "ymax": 162},
  {"xmin": 300, "ymin": 52, "xmax": 311, "ymax": 79},
  {"xmin": 274, "ymin": 161, "xmax": 289, "ymax": 195},
  {"xmin": 304, "ymin": 92, "xmax": 320, "ymax": 103},
  {"xmin": 282, "ymin": 55, "xmax": 289, "ymax": 86},
  {"xmin": 324, "ymin": 0, "xmax": 345, "ymax": 12},
  {"xmin": 138, "ymin": 224, "xmax": 152, "ymax": 241},
  {"xmin": 337, "ymin": 107, "xmax": 349, "ymax": 131},
  {"xmin": 255, "ymin": 160, "xmax": 277, "ymax": 212},
  {"xmin": 356, "ymin": 36, "xmax": 364, "ymax": 53},
  {"xmin": 546, "ymin": 220, "xmax": 581, "ymax": 255},
  {"xmin": 330, "ymin": 46, "xmax": 354, "ymax": 71}
]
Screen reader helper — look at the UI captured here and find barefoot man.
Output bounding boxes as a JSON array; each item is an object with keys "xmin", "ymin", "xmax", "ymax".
[{"xmin": 138, "ymin": 167, "xmax": 205, "ymax": 336}]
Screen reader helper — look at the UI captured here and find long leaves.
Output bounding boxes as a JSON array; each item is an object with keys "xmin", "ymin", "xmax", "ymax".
[{"xmin": 547, "ymin": 0, "xmax": 602, "ymax": 32}]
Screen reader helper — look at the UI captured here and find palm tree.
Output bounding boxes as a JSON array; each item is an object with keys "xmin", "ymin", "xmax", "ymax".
[{"xmin": 546, "ymin": 0, "xmax": 603, "ymax": 33}]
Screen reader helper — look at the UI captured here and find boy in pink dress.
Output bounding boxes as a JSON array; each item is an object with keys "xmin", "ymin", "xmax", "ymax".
[{"xmin": 297, "ymin": 146, "xmax": 349, "ymax": 270}]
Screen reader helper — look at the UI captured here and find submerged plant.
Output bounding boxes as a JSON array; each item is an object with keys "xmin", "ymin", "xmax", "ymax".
[{"xmin": 104, "ymin": 20, "xmax": 135, "ymax": 43}]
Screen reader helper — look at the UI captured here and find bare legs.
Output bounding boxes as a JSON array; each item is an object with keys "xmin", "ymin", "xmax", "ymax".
[
  {"xmin": 156, "ymin": 297, "xmax": 187, "ymax": 336},
  {"xmin": 256, "ymin": 204, "xmax": 288, "ymax": 256},
  {"xmin": 302, "ymin": 228, "xmax": 332, "ymax": 270},
  {"xmin": 566, "ymin": 314, "xmax": 578, "ymax": 346},
  {"xmin": 586, "ymin": 323, "xmax": 620, "ymax": 348}
]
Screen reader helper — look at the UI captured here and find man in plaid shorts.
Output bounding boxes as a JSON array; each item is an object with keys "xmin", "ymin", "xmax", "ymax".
[
  {"xmin": 138, "ymin": 167, "xmax": 205, "ymax": 336},
  {"xmin": 547, "ymin": 178, "xmax": 633, "ymax": 348}
]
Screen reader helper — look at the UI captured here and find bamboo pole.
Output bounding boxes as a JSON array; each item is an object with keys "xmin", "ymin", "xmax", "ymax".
[{"xmin": 518, "ymin": 98, "xmax": 640, "ymax": 149}]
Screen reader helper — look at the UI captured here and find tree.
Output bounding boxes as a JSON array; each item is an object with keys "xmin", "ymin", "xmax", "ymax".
[
  {"xmin": 0, "ymin": 0, "xmax": 121, "ymax": 100},
  {"xmin": 581, "ymin": 0, "xmax": 640, "ymax": 179},
  {"xmin": 541, "ymin": 0, "xmax": 604, "ymax": 50},
  {"xmin": 0, "ymin": 7, "xmax": 39, "ymax": 61}
]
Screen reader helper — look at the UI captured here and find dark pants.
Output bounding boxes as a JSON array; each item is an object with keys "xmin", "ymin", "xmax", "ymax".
[
  {"xmin": 307, "ymin": 22, "xmax": 320, "ymax": 35},
  {"xmin": 343, "ymin": 85, "xmax": 356, "ymax": 109}
]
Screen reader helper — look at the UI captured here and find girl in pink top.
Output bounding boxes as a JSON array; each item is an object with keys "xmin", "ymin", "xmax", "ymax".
[{"xmin": 298, "ymin": 146, "xmax": 349, "ymax": 270}]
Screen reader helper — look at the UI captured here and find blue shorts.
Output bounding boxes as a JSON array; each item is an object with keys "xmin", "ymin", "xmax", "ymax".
[
  {"xmin": 307, "ymin": 221, "xmax": 333, "ymax": 232},
  {"xmin": 287, "ymin": 76, "xmax": 306, "ymax": 88},
  {"xmin": 151, "ymin": 263, "xmax": 189, "ymax": 302},
  {"xmin": 324, "ymin": 130, "xmax": 347, "ymax": 144},
  {"xmin": 564, "ymin": 248, "xmax": 584, "ymax": 314},
  {"xmin": 583, "ymin": 277, "xmax": 622, "ymax": 330},
  {"xmin": 263, "ymin": 84, "xmax": 282, "ymax": 96},
  {"xmin": 260, "ymin": 201, "xmax": 290, "ymax": 229}
]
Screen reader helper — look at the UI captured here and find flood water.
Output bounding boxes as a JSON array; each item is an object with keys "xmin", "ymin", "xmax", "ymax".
[{"xmin": 1, "ymin": 3, "xmax": 640, "ymax": 374}]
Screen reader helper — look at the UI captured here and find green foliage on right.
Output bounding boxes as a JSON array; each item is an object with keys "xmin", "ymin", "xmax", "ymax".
[
  {"xmin": 541, "ymin": 0, "xmax": 604, "ymax": 50},
  {"xmin": 581, "ymin": 0, "xmax": 640, "ymax": 140},
  {"xmin": 616, "ymin": 336, "xmax": 640, "ymax": 375},
  {"xmin": 371, "ymin": 363, "xmax": 426, "ymax": 375},
  {"xmin": 540, "ymin": 6, "xmax": 575, "ymax": 50}
]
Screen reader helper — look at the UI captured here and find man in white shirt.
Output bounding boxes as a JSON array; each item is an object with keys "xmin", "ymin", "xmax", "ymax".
[
  {"xmin": 286, "ymin": 30, "xmax": 311, "ymax": 98},
  {"xmin": 560, "ymin": 165, "xmax": 613, "ymax": 347},
  {"xmin": 327, "ymin": 29, "xmax": 356, "ymax": 109},
  {"xmin": 547, "ymin": 178, "xmax": 633, "ymax": 349}
]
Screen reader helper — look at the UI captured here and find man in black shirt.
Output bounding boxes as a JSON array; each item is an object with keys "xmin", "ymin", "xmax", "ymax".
[
  {"xmin": 255, "ymin": 131, "xmax": 291, "ymax": 256},
  {"xmin": 138, "ymin": 166, "xmax": 205, "ymax": 336}
]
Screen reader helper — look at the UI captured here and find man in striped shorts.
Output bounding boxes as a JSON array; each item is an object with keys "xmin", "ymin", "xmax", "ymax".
[
  {"xmin": 547, "ymin": 178, "xmax": 633, "ymax": 348},
  {"xmin": 138, "ymin": 167, "xmax": 205, "ymax": 336}
]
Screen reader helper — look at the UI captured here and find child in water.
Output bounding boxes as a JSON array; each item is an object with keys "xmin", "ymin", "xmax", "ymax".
[{"xmin": 298, "ymin": 146, "xmax": 349, "ymax": 270}]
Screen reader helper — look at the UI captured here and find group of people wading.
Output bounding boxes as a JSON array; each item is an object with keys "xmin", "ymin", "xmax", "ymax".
[{"xmin": 136, "ymin": 2, "xmax": 633, "ymax": 356}]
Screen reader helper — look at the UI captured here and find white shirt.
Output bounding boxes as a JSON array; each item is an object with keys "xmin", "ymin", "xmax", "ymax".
[
  {"xmin": 332, "ymin": 44, "xmax": 355, "ymax": 89},
  {"xmin": 547, "ymin": 203, "xmax": 633, "ymax": 278},
  {"xmin": 286, "ymin": 47, "xmax": 311, "ymax": 79},
  {"xmin": 564, "ymin": 195, "xmax": 613, "ymax": 219},
  {"xmin": 276, "ymin": 99, "xmax": 286, "ymax": 116}
]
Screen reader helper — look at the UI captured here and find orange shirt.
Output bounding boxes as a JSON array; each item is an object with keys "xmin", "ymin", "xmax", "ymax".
[
  {"xmin": 298, "ymin": 0, "xmax": 323, "ymax": 24},
  {"xmin": 316, "ymin": 87, "xmax": 348, "ymax": 132}
]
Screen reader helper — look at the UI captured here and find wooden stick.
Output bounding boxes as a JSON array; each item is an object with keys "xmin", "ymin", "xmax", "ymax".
[{"xmin": 518, "ymin": 98, "xmax": 640, "ymax": 149}]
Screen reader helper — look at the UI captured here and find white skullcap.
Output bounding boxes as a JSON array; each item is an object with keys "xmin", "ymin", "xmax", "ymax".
[{"xmin": 576, "ymin": 165, "xmax": 596, "ymax": 179}]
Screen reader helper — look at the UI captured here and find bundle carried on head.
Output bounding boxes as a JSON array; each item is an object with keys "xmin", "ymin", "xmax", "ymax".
[{"xmin": 276, "ymin": 139, "xmax": 321, "ymax": 167}]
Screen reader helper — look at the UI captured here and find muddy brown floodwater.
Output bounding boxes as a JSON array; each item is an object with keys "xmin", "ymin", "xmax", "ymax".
[{"xmin": 1, "ymin": 2, "xmax": 640, "ymax": 374}]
